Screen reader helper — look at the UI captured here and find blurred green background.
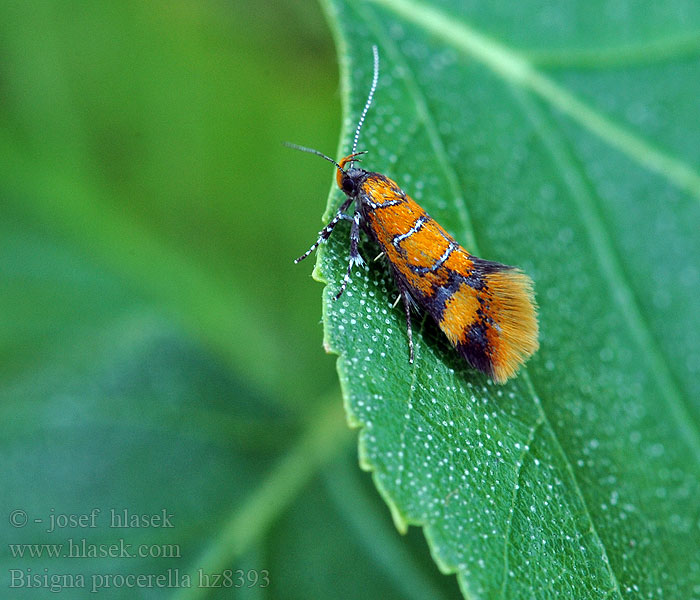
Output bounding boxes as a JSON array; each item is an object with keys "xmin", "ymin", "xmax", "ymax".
[
  {"xmin": 1, "ymin": 0, "xmax": 342, "ymax": 402},
  {"xmin": 2, "ymin": 1, "xmax": 464, "ymax": 598},
  {"xmin": 2, "ymin": 2, "xmax": 339, "ymax": 454}
]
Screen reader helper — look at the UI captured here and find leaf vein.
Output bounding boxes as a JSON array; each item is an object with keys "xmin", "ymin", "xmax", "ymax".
[
  {"xmin": 358, "ymin": 2, "xmax": 478, "ymax": 249},
  {"xmin": 499, "ymin": 417, "xmax": 544, "ymax": 600},
  {"xmin": 369, "ymin": 0, "xmax": 700, "ymax": 202},
  {"xmin": 510, "ymin": 87, "xmax": 700, "ymax": 461},
  {"xmin": 525, "ymin": 31, "xmax": 700, "ymax": 70},
  {"xmin": 522, "ymin": 375, "xmax": 625, "ymax": 600}
]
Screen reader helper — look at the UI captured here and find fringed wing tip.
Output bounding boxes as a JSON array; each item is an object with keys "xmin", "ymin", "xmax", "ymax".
[{"xmin": 485, "ymin": 269, "xmax": 539, "ymax": 384}]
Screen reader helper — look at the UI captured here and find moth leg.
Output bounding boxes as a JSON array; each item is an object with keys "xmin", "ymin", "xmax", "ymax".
[
  {"xmin": 400, "ymin": 290, "xmax": 415, "ymax": 363},
  {"xmin": 295, "ymin": 197, "xmax": 354, "ymax": 264},
  {"xmin": 334, "ymin": 208, "xmax": 364, "ymax": 301}
]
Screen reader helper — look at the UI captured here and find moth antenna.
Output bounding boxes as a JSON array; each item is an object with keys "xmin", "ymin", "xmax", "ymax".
[
  {"xmin": 286, "ymin": 46, "xmax": 378, "ymax": 170},
  {"xmin": 283, "ymin": 142, "xmax": 344, "ymax": 173},
  {"xmin": 351, "ymin": 45, "xmax": 379, "ymax": 156}
]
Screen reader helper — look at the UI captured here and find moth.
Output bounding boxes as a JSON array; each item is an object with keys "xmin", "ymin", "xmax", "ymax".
[{"xmin": 290, "ymin": 46, "xmax": 538, "ymax": 383}]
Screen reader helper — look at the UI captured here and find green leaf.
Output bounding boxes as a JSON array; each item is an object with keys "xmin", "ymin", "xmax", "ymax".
[{"xmin": 316, "ymin": 0, "xmax": 700, "ymax": 597}]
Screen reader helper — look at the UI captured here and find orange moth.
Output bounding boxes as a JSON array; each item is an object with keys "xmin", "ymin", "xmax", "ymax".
[{"xmin": 290, "ymin": 46, "xmax": 538, "ymax": 383}]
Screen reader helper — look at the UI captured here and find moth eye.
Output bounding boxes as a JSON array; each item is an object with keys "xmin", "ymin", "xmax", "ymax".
[{"xmin": 342, "ymin": 177, "xmax": 357, "ymax": 195}]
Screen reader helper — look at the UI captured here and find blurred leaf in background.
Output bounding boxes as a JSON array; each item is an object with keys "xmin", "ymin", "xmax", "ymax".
[{"xmin": 1, "ymin": 0, "xmax": 462, "ymax": 598}]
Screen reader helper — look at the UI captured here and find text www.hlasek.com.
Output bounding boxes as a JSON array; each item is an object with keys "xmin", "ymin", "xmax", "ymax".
[{"xmin": 9, "ymin": 538, "xmax": 181, "ymax": 559}]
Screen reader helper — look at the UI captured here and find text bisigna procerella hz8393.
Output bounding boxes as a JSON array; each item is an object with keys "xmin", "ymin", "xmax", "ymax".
[{"xmin": 288, "ymin": 45, "xmax": 539, "ymax": 383}]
